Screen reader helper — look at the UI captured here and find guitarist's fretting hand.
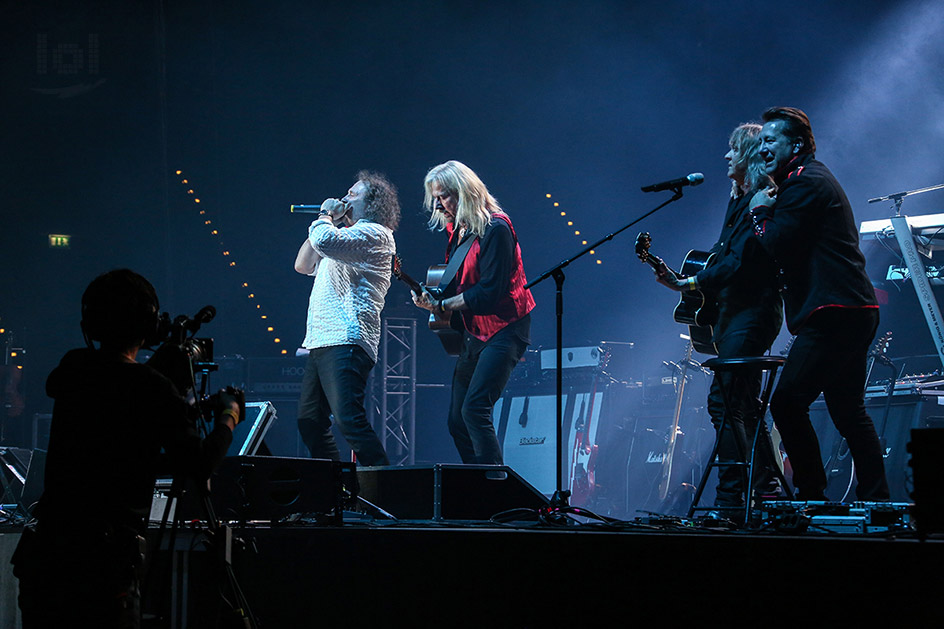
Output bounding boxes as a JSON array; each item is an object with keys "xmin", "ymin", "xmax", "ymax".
[
  {"xmin": 411, "ymin": 287, "xmax": 455, "ymax": 317},
  {"xmin": 653, "ymin": 261, "xmax": 691, "ymax": 292},
  {"xmin": 413, "ymin": 287, "xmax": 467, "ymax": 317},
  {"xmin": 636, "ymin": 231, "xmax": 697, "ymax": 293},
  {"xmin": 412, "ymin": 287, "xmax": 439, "ymax": 312}
]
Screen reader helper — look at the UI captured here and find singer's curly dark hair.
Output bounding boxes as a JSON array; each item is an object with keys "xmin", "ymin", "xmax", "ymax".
[{"xmin": 357, "ymin": 170, "xmax": 400, "ymax": 231}]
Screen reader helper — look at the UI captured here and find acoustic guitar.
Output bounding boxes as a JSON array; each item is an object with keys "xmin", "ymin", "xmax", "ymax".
[
  {"xmin": 635, "ymin": 232, "xmax": 719, "ymax": 355},
  {"xmin": 392, "ymin": 255, "xmax": 464, "ymax": 356}
]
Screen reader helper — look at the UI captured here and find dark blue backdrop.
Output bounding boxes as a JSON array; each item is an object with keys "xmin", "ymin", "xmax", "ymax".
[{"xmin": 3, "ymin": 0, "xmax": 943, "ymax": 454}]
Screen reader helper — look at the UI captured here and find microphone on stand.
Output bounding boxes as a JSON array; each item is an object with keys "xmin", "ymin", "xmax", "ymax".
[{"xmin": 641, "ymin": 173, "xmax": 704, "ymax": 193}]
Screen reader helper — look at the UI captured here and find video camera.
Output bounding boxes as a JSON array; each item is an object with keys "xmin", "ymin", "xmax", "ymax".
[{"xmin": 145, "ymin": 305, "xmax": 243, "ymax": 425}]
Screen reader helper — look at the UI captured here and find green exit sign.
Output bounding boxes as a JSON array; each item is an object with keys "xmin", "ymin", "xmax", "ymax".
[{"xmin": 48, "ymin": 234, "xmax": 71, "ymax": 248}]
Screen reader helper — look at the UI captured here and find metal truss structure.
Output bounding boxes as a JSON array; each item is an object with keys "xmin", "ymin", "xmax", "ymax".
[{"xmin": 369, "ymin": 317, "xmax": 417, "ymax": 465}]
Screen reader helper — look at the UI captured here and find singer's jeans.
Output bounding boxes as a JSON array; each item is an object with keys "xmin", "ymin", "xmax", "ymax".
[{"xmin": 297, "ymin": 344, "xmax": 389, "ymax": 466}]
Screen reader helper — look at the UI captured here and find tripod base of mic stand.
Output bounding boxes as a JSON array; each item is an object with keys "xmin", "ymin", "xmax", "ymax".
[
  {"xmin": 537, "ymin": 490, "xmax": 575, "ymax": 525},
  {"xmin": 549, "ymin": 489, "xmax": 571, "ymax": 509}
]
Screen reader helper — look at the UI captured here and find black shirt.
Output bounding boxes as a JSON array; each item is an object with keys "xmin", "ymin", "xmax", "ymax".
[
  {"xmin": 38, "ymin": 348, "xmax": 232, "ymax": 534},
  {"xmin": 753, "ymin": 155, "xmax": 877, "ymax": 332},
  {"xmin": 697, "ymin": 193, "xmax": 783, "ymax": 341}
]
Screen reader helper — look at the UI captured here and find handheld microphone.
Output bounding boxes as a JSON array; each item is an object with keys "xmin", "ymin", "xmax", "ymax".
[
  {"xmin": 290, "ymin": 204, "xmax": 322, "ymax": 213},
  {"xmin": 641, "ymin": 173, "xmax": 705, "ymax": 193}
]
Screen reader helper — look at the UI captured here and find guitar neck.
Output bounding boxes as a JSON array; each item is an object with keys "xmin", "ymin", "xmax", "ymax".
[
  {"xmin": 393, "ymin": 262, "xmax": 423, "ymax": 294},
  {"xmin": 398, "ymin": 273, "xmax": 422, "ymax": 294},
  {"xmin": 641, "ymin": 252, "xmax": 676, "ymax": 277}
]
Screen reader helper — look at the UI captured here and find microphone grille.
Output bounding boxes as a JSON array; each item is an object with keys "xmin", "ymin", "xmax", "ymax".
[{"xmin": 687, "ymin": 173, "xmax": 705, "ymax": 186}]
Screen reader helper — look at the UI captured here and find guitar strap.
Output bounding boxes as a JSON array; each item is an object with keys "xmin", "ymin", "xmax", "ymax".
[{"xmin": 437, "ymin": 234, "xmax": 477, "ymax": 294}]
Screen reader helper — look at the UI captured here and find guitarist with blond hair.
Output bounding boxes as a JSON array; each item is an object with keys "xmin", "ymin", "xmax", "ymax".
[
  {"xmin": 650, "ymin": 123, "xmax": 783, "ymax": 520},
  {"xmin": 413, "ymin": 160, "xmax": 535, "ymax": 465}
]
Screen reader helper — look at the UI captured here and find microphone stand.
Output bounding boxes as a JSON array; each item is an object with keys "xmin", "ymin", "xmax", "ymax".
[{"xmin": 525, "ymin": 188, "xmax": 688, "ymax": 512}]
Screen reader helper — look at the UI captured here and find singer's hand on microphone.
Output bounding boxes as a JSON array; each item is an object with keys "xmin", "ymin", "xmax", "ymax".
[{"xmin": 319, "ymin": 198, "xmax": 351, "ymax": 224}]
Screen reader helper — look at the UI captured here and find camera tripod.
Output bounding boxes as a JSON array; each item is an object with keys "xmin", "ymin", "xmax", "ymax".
[{"xmin": 144, "ymin": 360, "xmax": 258, "ymax": 628}]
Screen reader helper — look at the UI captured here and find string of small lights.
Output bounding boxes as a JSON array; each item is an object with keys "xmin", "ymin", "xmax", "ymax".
[
  {"xmin": 175, "ymin": 170, "xmax": 288, "ymax": 355},
  {"xmin": 544, "ymin": 193, "xmax": 602, "ymax": 264}
]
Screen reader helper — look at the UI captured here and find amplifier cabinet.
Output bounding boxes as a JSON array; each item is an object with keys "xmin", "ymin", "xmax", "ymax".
[{"xmin": 809, "ymin": 393, "xmax": 940, "ymax": 502}]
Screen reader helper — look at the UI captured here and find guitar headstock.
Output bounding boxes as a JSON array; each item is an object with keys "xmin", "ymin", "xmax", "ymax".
[
  {"xmin": 392, "ymin": 254, "xmax": 403, "ymax": 279},
  {"xmin": 635, "ymin": 232, "xmax": 652, "ymax": 263},
  {"xmin": 391, "ymin": 254, "xmax": 422, "ymax": 294}
]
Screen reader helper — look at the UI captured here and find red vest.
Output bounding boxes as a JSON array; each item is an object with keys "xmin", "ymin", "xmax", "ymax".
[{"xmin": 447, "ymin": 213, "xmax": 535, "ymax": 342}]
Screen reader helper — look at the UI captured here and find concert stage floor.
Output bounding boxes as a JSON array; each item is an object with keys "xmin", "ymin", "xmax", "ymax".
[{"xmin": 1, "ymin": 518, "xmax": 942, "ymax": 627}]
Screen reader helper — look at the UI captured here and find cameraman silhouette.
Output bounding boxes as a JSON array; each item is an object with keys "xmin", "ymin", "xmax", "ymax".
[{"xmin": 11, "ymin": 269, "xmax": 240, "ymax": 628}]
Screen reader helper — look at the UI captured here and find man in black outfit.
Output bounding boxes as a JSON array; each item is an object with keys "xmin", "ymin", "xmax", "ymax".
[
  {"xmin": 656, "ymin": 123, "xmax": 783, "ymax": 514},
  {"xmin": 750, "ymin": 107, "xmax": 889, "ymax": 501},
  {"xmin": 11, "ymin": 269, "xmax": 239, "ymax": 628}
]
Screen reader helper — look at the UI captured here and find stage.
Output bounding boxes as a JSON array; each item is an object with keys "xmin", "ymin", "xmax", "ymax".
[{"xmin": 2, "ymin": 506, "xmax": 942, "ymax": 627}]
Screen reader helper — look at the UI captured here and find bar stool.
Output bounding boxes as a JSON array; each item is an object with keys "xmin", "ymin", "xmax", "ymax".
[{"xmin": 687, "ymin": 356, "xmax": 794, "ymax": 526}]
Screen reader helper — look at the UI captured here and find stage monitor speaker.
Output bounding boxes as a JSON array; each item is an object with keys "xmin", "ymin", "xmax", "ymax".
[
  {"xmin": 0, "ymin": 448, "xmax": 44, "ymax": 516},
  {"xmin": 0, "ymin": 447, "xmax": 29, "ymax": 507},
  {"xmin": 19, "ymin": 449, "xmax": 45, "ymax": 516},
  {"xmin": 226, "ymin": 401, "xmax": 277, "ymax": 457},
  {"xmin": 356, "ymin": 464, "xmax": 548, "ymax": 521},
  {"xmin": 154, "ymin": 456, "xmax": 355, "ymax": 523},
  {"xmin": 32, "ymin": 413, "xmax": 52, "ymax": 451}
]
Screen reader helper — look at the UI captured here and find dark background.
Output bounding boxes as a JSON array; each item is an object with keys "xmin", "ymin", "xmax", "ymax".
[{"xmin": 3, "ymin": 0, "xmax": 944, "ymax": 461}]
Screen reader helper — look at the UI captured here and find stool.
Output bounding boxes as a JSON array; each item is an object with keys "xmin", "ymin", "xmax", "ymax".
[{"xmin": 687, "ymin": 356, "xmax": 794, "ymax": 526}]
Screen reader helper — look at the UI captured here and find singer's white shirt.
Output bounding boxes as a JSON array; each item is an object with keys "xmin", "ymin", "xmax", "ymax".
[{"xmin": 301, "ymin": 219, "xmax": 395, "ymax": 363}]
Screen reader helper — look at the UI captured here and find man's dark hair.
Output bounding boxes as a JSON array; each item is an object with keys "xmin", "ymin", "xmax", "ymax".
[
  {"xmin": 356, "ymin": 170, "xmax": 401, "ymax": 231},
  {"xmin": 81, "ymin": 269, "xmax": 160, "ymax": 349},
  {"xmin": 762, "ymin": 106, "xmax": 816, "ymax": 156}
]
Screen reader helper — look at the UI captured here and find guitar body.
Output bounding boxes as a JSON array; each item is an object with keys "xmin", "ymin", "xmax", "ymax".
[
  {"xmin": 669, "ymin": 250, "xmax": 718, "ymax": 355},
  {"xmin": 672, "ymin": 250, "xmax": 719, "ymax": 328},
  {"xmin": 425, "ymin": 264, "xmax": 465, "ymax": 357}
]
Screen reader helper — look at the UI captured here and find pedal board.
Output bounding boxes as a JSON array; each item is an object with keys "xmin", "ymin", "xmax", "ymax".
[{"xmin": 759, "ymin": 501, "xmax": 913, "ymax": 534}]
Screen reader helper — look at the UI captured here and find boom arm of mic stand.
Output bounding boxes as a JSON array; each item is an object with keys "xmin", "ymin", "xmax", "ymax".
[{"xmin": 524, "ymin": 190, "xmax": 686, "ymax": 509}]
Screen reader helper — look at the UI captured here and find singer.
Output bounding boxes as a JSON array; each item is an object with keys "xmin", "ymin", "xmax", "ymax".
[
  {"xmin": 293, "ymin": 171, "xmax": 400, "ymax": 466},
  {"xmin": 412, "ymin": 161, "xmax": 535, "ymax": 465},
  {"xmin": 652, "ymin": 124, "xmax": 784, "ymax": 521},
  {"xmin": 749, "ymin": 107, "xmax": 888, "ymax": 501}
]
